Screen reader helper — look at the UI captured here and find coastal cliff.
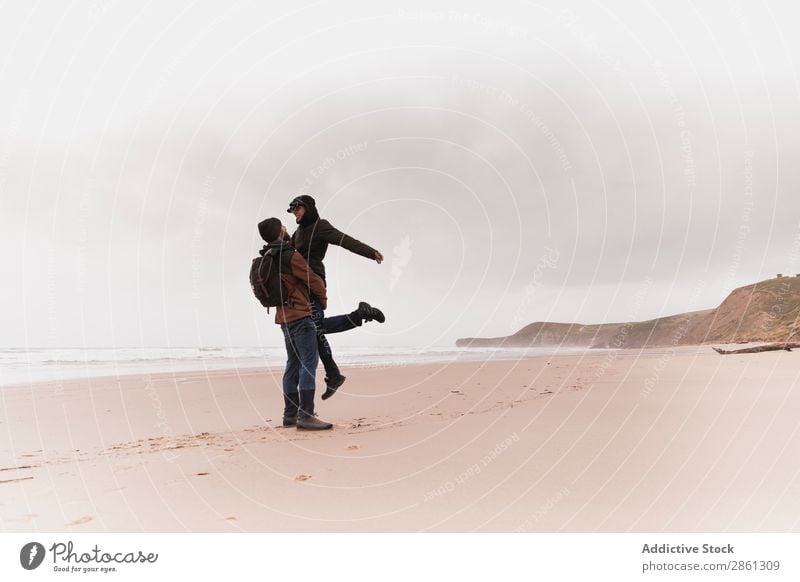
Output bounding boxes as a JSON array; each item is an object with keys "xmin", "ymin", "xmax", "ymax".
[{"xmin": 457, "ymin": 277, "xmax": 800, "ymax": 349}]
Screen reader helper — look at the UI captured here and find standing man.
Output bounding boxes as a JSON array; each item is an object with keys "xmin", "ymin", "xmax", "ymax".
[
  {"xmin": 257, "ymin": 217, "xmax": 332, "ymax": 430},
  {"xmin": 288, "ymin": 195, "xmax": 386, "ymax": 400}
]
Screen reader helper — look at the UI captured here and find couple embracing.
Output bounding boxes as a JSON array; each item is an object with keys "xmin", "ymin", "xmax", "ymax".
[{"xmin": 252, "ymin": 195, "xmax": 385, "ymax": 430}]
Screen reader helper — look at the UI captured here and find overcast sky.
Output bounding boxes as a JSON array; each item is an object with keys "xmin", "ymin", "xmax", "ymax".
[{"xmin": 2, "ymin": 0, "xmax": 800, "ymax": 348}]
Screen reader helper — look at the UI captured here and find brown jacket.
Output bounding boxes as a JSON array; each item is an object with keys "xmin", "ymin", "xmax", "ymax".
[{"xmin": 274, "ymin": 248, "xmax": 327, "ymax": 325}]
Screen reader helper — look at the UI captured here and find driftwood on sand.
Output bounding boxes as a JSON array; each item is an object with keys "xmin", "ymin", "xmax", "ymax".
[{"xmin": 712, "ymin": 342, "xmax": 800, "ymax": 355}]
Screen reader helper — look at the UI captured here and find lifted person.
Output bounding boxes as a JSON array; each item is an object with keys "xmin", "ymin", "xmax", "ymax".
[{"xmin": 287, "ymin": 194, "xmax": 386, "ymax": 400}]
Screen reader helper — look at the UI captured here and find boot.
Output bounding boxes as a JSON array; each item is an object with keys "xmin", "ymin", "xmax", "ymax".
[
  {"xmin": 357, "ymin": 301, "xmax": 385, "ymax": 323},
  {"xmin": 283, "ymin": 390, "xmax": 299, "ymax": 426},
  {"xmin": 322, "ymin": 375, "xmax": 346, "ymax": 400},
  {"xmin": 298, "ymin": 388, "xmax": 315, "ymax": 418},
  {"xmin": 297, "ymin": 389, "xmax": 333, "ymax": 430},
  {"xmin": 296, "ymin": 415, "xmax": 333, "ymax": 430}
]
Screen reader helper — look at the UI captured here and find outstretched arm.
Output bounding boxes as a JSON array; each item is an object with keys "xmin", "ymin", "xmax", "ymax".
[{"xmin": 319, "ymin": 219, "xmax": 382, "ymax": 263}]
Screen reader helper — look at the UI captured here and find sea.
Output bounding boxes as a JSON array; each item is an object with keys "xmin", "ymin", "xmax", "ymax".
[{"xmin": 0, "ymin": 345, "xmax": 587, "ymax": 387}]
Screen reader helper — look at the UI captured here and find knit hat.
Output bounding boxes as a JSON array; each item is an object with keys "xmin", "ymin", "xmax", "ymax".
[{"xmin": 257, "ymin": 218, "xmax": 282, "ymax": 242}]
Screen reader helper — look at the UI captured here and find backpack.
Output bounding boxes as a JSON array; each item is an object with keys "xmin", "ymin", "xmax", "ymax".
[{"xmin": 249, "ymin": 247, "xmax": 292, "ymax": 311}]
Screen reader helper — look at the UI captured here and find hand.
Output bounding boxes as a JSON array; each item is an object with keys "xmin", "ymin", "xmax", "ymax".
[{"xmin": 375, "ymin": 251, "xmax": 384, "ymax": 264}]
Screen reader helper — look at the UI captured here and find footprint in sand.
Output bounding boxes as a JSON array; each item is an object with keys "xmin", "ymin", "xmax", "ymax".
[
  {"xmin": 349, "ymin": 419, "xmax": 372, "ymax": 428},
  {"xmin": 346, "ymin": 445, "xmax": 359, "ymax": 450},
  {"xmin": 0, "ymin": 464, "xmax": 36, "ymax": 472},
  {"xmin": 0, "ymin": 476, "xmax": 34, "ymax": 484},
  {"xmin": 66, "ymin": 516, "xmax": 93, "ymax": 526}
]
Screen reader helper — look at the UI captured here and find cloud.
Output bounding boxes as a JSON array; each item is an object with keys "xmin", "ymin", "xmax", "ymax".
[{"xmin": 3, "ymin": 0, "xmax": 800, "ymax": 346}]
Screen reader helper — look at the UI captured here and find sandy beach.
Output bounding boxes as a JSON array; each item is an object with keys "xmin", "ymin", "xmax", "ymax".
[{"xmin": 2, "ymin": 346, "xmax": 799, "ymax": 532}]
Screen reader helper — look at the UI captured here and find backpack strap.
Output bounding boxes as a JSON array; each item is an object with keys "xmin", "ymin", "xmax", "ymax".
[
  {"xmin": 256, "ymin": 254, "xmax": 273, "ymax": 314},
  {"xmin": 274, "ymin": 247, "xmax": 295, "ymax": 273}
]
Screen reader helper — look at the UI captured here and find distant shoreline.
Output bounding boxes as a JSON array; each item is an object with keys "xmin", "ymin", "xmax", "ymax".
[
  {"xmin": 458, "ymin": 277, "xmax": 800, "ymax": 350},
  {"xmin": 0, "ymin": 345, "xmax": 589, "ymax": 389}
]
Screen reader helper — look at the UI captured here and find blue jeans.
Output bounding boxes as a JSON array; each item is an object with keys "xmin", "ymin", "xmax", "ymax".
[
  {"xmin": 310, "ymin": 294, "xmax": 361, "ymax": 380},
  {"xmin": 280, "ymin": 317, "xmax": 318, "ymax": 417}
]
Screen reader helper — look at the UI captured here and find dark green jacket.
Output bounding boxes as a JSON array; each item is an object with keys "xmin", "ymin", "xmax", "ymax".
[{"xmin": 291, "ymin": 218, "xmax": 377, "ymax": 282}]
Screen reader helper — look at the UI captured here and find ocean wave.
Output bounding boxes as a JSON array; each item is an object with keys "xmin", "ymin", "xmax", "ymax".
[{"xmin": 0, "ymin": 345, "xmax": 585, "ymax": 387}]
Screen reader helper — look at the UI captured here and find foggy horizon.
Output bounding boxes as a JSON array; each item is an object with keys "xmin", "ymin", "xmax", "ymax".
[{"xmin": 3, "ymin": 0, "xmax": 800, "ymax": 349}]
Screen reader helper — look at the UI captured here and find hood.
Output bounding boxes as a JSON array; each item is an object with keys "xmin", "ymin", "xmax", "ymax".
[
  {"xmin": 259, "ymin": 239, "xmax": 294, "ymax": 256},
  {"xmin": 290, "ymin": 195, "xmax": 320, "ymax": 227}
]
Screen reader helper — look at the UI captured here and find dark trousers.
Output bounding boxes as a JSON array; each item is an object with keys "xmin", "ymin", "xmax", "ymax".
[
  {"xmin": 280, "ymin": 317, "xmax": 318, "ymax": 418},
  {"xmin": 310, "ymin": 294, "xmax": 362, "ymax": 380}
]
